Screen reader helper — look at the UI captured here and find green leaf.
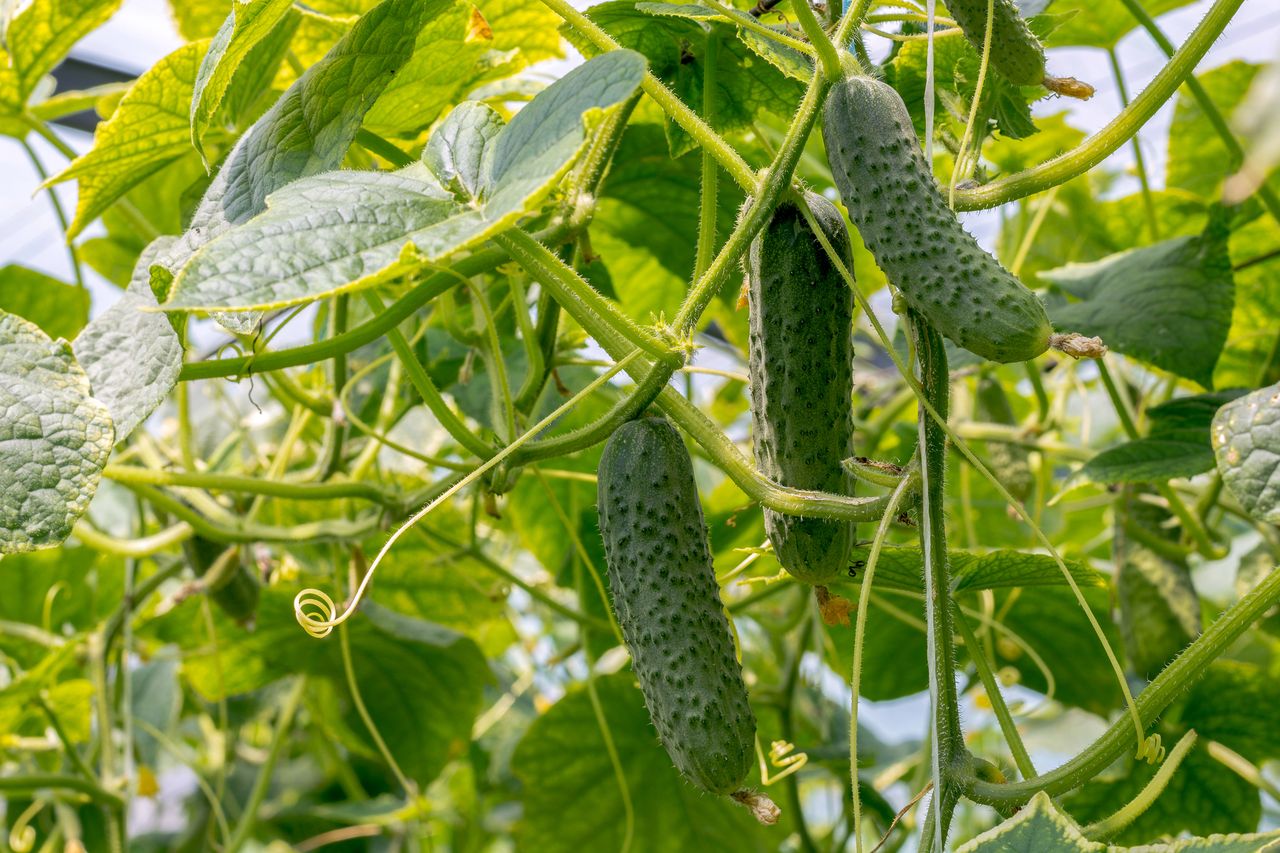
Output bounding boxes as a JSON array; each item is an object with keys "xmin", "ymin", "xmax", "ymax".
[
  {"xmin": 0, "ymin": 0, "xmax": 122, "ymax": 128},
  {"xmin": 1044, "ymin": 0, "xmax": 1197, "ymax": 49},
  {"xmin": 511, "ymin": 673, "xmax": 773, "ymax": 852},
  {"xmin": 0, "ymin": 546, "xmax": 119, "ymax": 667},
  {"xmin": 169, "ymin": 0, "xmax": 233, "ymax": 40},
  {"xmin": 149, "ymin": 589, "xmax": 489, "ymax": 788},
  {"xmin": 1044, "ymin": 212, "xmax": 1234, "ymax": 388},
  {"xmin": 1167, "ymin": 62, "xmax": 1268, "ymax": 202},
  {"xmin": 129, "ymin": 655, "xmax": 182, "ymax": 767},
  {"xmin": 634, "ymin": 2, "xmax": 814, "ymax": 81},
  {"xmin": 566, "ymin": 1, "xmax": 804, "ymax": 155},
  {"xmin": 42, "ymin": 41, "xmax": 206, "ymax": 238},
  {"xmin": 837, "ymin": 545, "xmax": 1104, "ymax": 593},
  {"xmin": 189, "ymin": 0, "xmax": 298, "ymax": 164},
  {"xmin": 1215, "ymin": 214, "xmax": 1280, "ymax": 389},
  {"xmin": 161, "ymin": 51, "xmax": 646, "ymax": 313},
  {"xmin": 0, "ymin": 264, "xmax": 89, "ymax": 340},
  {"xmin": 956, "ymin": 791, "xmax": 1100, "ymax": 852},
  {"xmin": 1212, "ymin": 380, "xmax": 1280, "ymax": 524},
  {"xmin": 0, "ymin": 646, "xmax": 94, "ymax": 742},
  {"xmin": 0, "ymin": 311, "xmax": 113, "ymax": 554},
  {"xmin": 73, "ymin": 237, "xmax": 183, "ymax": 443},
  {"xmin": 1082, "ymin": 439, "xmax": 1216, "ymax": 484},
  {"xmin": 1113, "ymin": 487, "xmax": 1199, "ymax": 677},
  {"xmin": 423, "ymin": 101, "xmax": 504, "ymax": 201}
]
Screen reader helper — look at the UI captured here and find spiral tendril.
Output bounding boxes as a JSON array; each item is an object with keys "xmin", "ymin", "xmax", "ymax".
[
  {"xmin": 292, "ymin": 351, "xmax": 641, "ymax": 638},
  {"xmin": 9, "ymin": 800, "xmax": 43, "ymax": 853},
  {"xmin": 756, "ymin": 738, "xmax": 808, "ymax": 785},
  {"xmin": 1137, "ymin": 733, "xmax": 1166, "ymax": 765}
]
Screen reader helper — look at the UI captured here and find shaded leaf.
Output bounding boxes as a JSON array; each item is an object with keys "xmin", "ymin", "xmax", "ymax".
[
  {"xmin": 1045, "ymin": 213, "xmax": 1234, "ymax": 388},
  {"xmin": 0, "ymin": 264, "xmax": 89, "ymax": 340},
  {"xmin": 837, "ymin": 545, "xmax": 1103, "ymax": 593},
  {"xmin": 44, "ymin": 41, "xmax": 207, "ymax": 238},
  {"xmin": 511, "ymin": 673, "xmax": 773, "ymax": 852},
  {"xmin": 73, "ymin": 237, "xmax": 183, "ymax": 443},
  {"xmin": 1082, "ymin": 439, "xmax": 1216, "ymax": 484},
  {"xmin": 0, "ymin": 311, "xmax": 113, "ymax": 554},
  {"xmin": 957, "ymin": 791, "xmax": 1099, "ymax": 852},
  {"xmin": 1212, "ymin": 380, "xmax": 1280, "ymax": 524},
  {"xmin": 1167, "ymin": 62, "xmax": 1269, "ymax": 202}
]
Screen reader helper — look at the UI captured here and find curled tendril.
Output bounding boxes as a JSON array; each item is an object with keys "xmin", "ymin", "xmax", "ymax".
[
  {"xmin": 294, "ymin": 588, "xmax": 340, "ymax": 638},
  {"xmin": 1137, "ymin": 733, "xmax": 1166, "ymax": 765},
  {"xmin": 756, "ymin": 737, "xmax": 808, "ymax": 785},
  {"xmin": 9, "ymin": 800, "xmax": 43, "ymax": 853},
  {"xmin": 292, "ymin": 350, "xmax": 642, "ymax": 639}
]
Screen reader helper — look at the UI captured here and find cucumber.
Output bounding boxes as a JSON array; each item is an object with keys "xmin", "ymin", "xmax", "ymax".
[
  {"xmin": 823, "ymin": 75, "xmax": 1052, "ymax": 364},
  {"xmin": 946, "ymin": 0, "xmax": 1046, "ymax": 86},
  {"xmin": 183, "ymin": 537, "xmax": 260, "ymax": 624},
  {"xmin": 597, "ymin": 417, "xmax": 755, "ymax": 796},
  {"xmin": 747, "ymin": 192, "xmax": 855, "ymax": 584}
]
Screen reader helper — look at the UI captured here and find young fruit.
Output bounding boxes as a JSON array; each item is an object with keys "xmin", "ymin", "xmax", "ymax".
[
  {"xmin": 748, "ymin": 192, "xmax": 855, "ymax": 584},
  {"xmin": 184, "ymin": 537, "xmax": 260, "ymax": 624},
  {"xmin": 823, "ymin": 75, "xmax": 1052, "ymax": 364},
  {"xmin": 597, "ymin": 417, "xmax": 756, "ymax": 797},
  {"xmin": 975, "ymin": 373, "xmax": 1033, "ymax": 501},
  {"xmin": 946, "ymin": 0, "xmax": 1045, "ymax": 87}
]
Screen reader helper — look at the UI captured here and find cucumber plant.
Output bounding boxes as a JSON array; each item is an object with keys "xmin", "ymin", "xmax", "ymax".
[{"xmin": 0, "ymin": 0, "xmax": 1277, "ymax": 850}]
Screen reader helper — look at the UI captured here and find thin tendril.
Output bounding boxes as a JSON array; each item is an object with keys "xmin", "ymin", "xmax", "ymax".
[{"xmin": 294, "ymin": 351, "xmax": 642, "ymax": 638}]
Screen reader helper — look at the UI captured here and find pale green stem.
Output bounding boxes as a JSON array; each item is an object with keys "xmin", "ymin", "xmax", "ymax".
[
  {"xmin": 791, "ymin": 0, "xmax": 841, "ymax": 79},
  {"xmin": 1107, "ymin": 46, "xmax": 1160, "ymax": 242},
  {"xmin": 1082, "ymin": 730, "xmax": 1197, "ymax": 840},
  {"xmin": 954, "ymin": 611, "xmax": 1036, "ymax": 780},
  {"xmin": 224, "ymin": 677, "xmax": 306, "ymax": 853}
]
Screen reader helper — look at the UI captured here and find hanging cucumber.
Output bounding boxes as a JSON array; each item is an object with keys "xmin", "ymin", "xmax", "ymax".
[
  {"xmin": 597, "ymin": 417, "xmax": 775, "ymax": 819},
  {"xmin": 945, "ymin": 0, "xmax": 1093, "ymax": 97},
  {"xmin": 747, "ymin": 192, "xmax": 856, "ymax": 584},
  {"xmin": 823, "ymin": 74, "xmax": 1053, "ymax": 364},
  {"xmin": 182, "ymin": 537, "xmax": 260, "ymax": 625}
]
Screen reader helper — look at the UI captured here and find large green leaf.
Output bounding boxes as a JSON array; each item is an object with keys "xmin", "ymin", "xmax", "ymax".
[
  {"xmin": 189, "ymin": 0, "xmax": 298, "ymax": 163},
  {"xmin": 1080, "ymin": 391, "xmax": 1242, "ymax": 484},
  {"xmin": 161, "ymin": 51, "xmax": 646, "ymax": 313},
  {"xmin": 511, "ymin": 673, "xmax": 773, "ymax": 852},
  {"xmin": 957, "ymin": 791, "xmax": 1100, "ymax": 852},
  {"xmin": 1212, "ymin": 380, "xmax": 1280, "ymax": 524},
  {"xmin": 1167, "ymin": 62, "xmax": 1269, "ymax": 202},
  {"xmin": 423, "ymin": 101, "xmax": 505, "ymax": 201},
  {"xmin": 565, "ymin": 0, "xmax": 804, "ymax": 155},
  {"xmin": 73, "ymin": 238, "xmax": 183, "ymax": 443},
  {"xmin": 1044, "ymin": 0, "xmax": 1197, "ymax": 49},
  {"xmin": 0, "ymin": 264, "xmax": 89, "ymax": 340},
  {"xmin": 0, "ymin": 311, "xmax": 113, "ymax": 554},
  {"xmin": 0, "ymin": 0, "xmax": 122, "ymax": 132},
  {"xmin": 149, "ymin": 0, "xmax": 443, "ymax": 325},
  {"xmin": 44, "ymin": 41, "xmax": 207, "ymax": 239},
  {"xmin": 1215, "ymin": 214, "xmax": 1280, "ymax": 389},
  {"xmin": 149, "ymin": 589, "xmax": 488, "ymax": 788},
  {"xmin": 1044, "ymin": 213, "xmax": 1234, "ymax": 388}
]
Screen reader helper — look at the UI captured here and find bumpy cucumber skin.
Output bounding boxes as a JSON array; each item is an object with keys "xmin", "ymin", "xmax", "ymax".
[
  {"xmin": 597, "ymin": 417, "xmax": 755, "ymax": 795},
  {"xmin": 748, "ymin": 193, "xmax": 855, "ymax": 584},
  {"xmin": 946, "ymin": 0, "xmax": 1046, "ymax": 86},
  {"xmin": 823, "ymin": 76, "xmax": 1052, "ymax": 364}
]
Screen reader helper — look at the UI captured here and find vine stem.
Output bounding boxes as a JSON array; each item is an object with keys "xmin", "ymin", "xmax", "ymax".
[
  {"xmin": 911, "ymin": 314, "xmax": 963, "ymax": 851},
  {"xmin": 1082, "ymin": 730, "xmax": 1197, "ymax": 840},
  {"xmin": 19, "ymin": 139, "xmax": 84, "ymax": 289},
  {"xmin": 849, "ymin": 475, "xmax": 915, "ymax": 853},
  {"xmin": 1116, "ymin": 0, "xmax": 1280, "ymax": 226},
  {"xmin": 103, "ymin": 465, "xmax": 399, "ymax": 506},
  {"xmin": 954, "ymin": 611, "xmax": 1036, "ymax": 780},
  {"xmin": 969, "ymin": 565, "xmax": 1280, "ymax": 808},
  {"xmin": 951, "ymin": 0, "xmax": 1245, "ymax": 210},
  {"xmin": 0, "ymin": 774, "xmax": 124, "ymax": 808},
  {"xmin": 1106, "ymin": 46, "xmax": 1160, "ymax": 242},
  {"xmin": 791, "ymin": 0, "xmax": 841, "ymax": 79},
  {"xmin": 224, "ymin": 677, "xmax": 307, "ymax": 853},
  {"xmin": 694, "ymin": 27, "xmax": 721, "ymax": 284}
]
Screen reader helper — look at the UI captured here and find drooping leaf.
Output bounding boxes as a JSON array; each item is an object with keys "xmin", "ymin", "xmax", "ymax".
[
  {"xmin": 189, "ymin": 0, "xmax": 298, "ymax": 163},
  {"xmin": 43, "ymin": 41, "xmax": 208, "ymax": 238},
  {"xmin": 1113, "ymin": 486, "xmax": 1199, "ymax": 678},
  {"xmin": 161, "ymin": 51, "xmax": 646, "ymax": 313},
  {"xmin": 1044, "ymin": 212, "xmax": 1234, "ymax": 388},
  {"xmin": 0, "ymin": 264, "xmax": 89, "ymax": 340},
  {"xmin": 1212, "ymin": 380, "xmax": 1280, "ymax": 524},
  {"xmin": 511, "ymin": 673, "xmax": 773, "ymax": 852},
  {"xmin": 836, "ymin": 545, "xmax": 1103, "ymax": 594},
  {"xmin": 73, "ymin": 237, "xmax": 183, "ymax": 443},
  {"xmin": 0, "ymin": 0, "xmax": 122, "ymax": 132},
  {"xmin": 0, "ymin": 311, "xmax": 113, "ymax": 554}
]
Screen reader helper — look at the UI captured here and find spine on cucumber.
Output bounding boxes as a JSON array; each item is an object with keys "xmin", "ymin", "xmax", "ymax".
[
  {"xmin": 946, "ymin": 0, "xmax": 1046, "ymax": 86},
  {"xmin": 748, "ymin": 192, "xmax": 855, "ymax": 584},
  {"xmin": 823, "ymin": 75, "xmax": 1052, "ymax": 364},
  {"xmin": 597, "ymin": 417, "xmax": 755, "ymax": 797}
]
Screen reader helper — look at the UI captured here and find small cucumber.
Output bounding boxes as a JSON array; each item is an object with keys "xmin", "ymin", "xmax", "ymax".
[
  {"xmin": 597, "ymin": 417, "xmax": 756, "ymax": 796},
  {"xmin": 748, "ymin": 192, "xmax": 856, "ymax": 584},
  {"xmin": 823, "ymin": 75, "xmax": 1052, "ymax": 364},
  {"xmin": 184, "ymin": 537, "xmax": 260, "ymax": 625},
  {"xmin": 975, "ymin": 373, "xmax": 1033, "ymax": 501},
  {"xmin": 946, "ymin": 0, "xmax": 1046, "ymax": 86}
]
